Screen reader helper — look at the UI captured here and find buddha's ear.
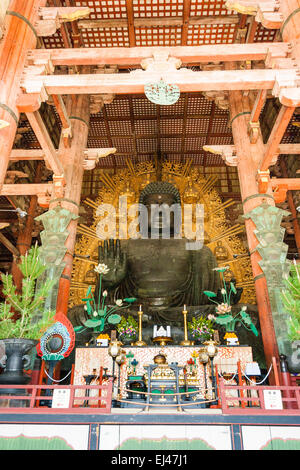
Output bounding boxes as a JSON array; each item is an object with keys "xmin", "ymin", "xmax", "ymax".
[{"xmin": 204, "ymin": 231, "xmax": 210, "ymax": 244}]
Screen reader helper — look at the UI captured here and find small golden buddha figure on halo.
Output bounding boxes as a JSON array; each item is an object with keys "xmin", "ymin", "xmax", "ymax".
[
  {"xmin": 183, "ymin": 180, "xmax": 199, "ymax": 204},
  {"xmin": 140, "ymin": 173, "xmax": 152, "ymax": 190},
  {"xmin": 215, "ymin": 267, "xmax": 243, "ymax": 304},
  {"xmin": 214, "ymin": 241, "xmax": 229, "ymax": 261},
  {"xmin": 223, "ymin": 268, "xmax": 235, "ymax": 282},
  {"xmin": 84, "ymin": 268, "xmax": 97, "ymax": 283},
  {"xmin": 120, "ymin": 181, "xmax": 136, "ymax": 205}
]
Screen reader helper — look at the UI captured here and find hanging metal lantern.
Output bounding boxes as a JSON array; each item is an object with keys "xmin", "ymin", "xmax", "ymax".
[{"xmin": 144, "ymin": 78, "xmax": 180, "ymax": 105}]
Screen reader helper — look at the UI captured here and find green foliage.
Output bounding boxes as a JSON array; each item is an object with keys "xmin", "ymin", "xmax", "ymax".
[
  {"xmin": 108, "ymin": 313, "xmax": 122, "ymax": 325},
  {"xmin": 77, "ymin": 279, "xmax": 137, "ymax": 334},
  {"xmin": 204, "ymin": 267, "xmax": 258, "ymax": 337},
  {"xmin": 214, "ymin": 314, "xmax": 233, "ymax": 326},
  {"xmin": 188, "ymin": 316, "xmax": 214, "ymax": 341},
  {"xmin": 213, "ymin": 308, "xmax": 258, "ymax": 336},
  {"xmin": 0, "ymin": 244, "xmax": 55, "ymax": 339},
  {"xmin": 240, "ymin": 310, "xmax": 258, "ymax": 336},
  {"xmin": 123, "ymin": 298, "xmax": 137, "ymax": 304},
  {"xmin": 84, "ymin": 318, "xmax": 103, "ymax": 328},
  {"xmin": 281, "ymin": 262, "xmax": 300, "ymax": 341},
  {"xmin": 203, "ymin": 290, "xmax": 217, "ymax": 298},
  {"xmin": 230, "ymin": 282, "xmax": 237, "ymax": 294},
  {"xmin": 118, "ymin": 315, "xmax": 138, "ymax": 330},
  {"xmin": 117, "ymin": 315, "xmax": 138, "ymax": 339}
]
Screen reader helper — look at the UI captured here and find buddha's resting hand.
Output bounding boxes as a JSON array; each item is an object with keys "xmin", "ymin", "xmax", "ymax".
[{"xmin": 98, "ymin": 239, "xmax": 127, "ymax": 288}]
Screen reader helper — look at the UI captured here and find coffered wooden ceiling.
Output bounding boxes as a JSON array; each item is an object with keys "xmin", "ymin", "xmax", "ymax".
[
  {"xmin": 15, "ymin": 92, "xmax": 300, "ymax": 169},
  {"xmin": 44, "ymin": 0, "xmax": 277, "ymax": 48},
  {"xmin": 14, "ymin": 0, "xmax": 299, "ymax": 171}
]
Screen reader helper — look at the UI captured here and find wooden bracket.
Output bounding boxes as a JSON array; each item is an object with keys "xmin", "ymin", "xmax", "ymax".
[
  {"xmin": 0, "ymin": 183, "xmax": 53, "ymax": 197},
  {"xmin": 52, "ymin": 94, "xmax": 72, "ymax": 148},
  {"xmin": 140, "ymin": 50, "xmax": 182, "ymax": 73},
  {"xmin": 260, "ymin": 105, "xmax": 296, "ymax": 171},
  {"xmin": 236, "ymin": 27, "xmax": 248, "ymax": 42},
  {"xmin": 22, "ymin": 51, "xmax": 54, "ymax": 98},
  {"xmin": 16, "ymin": 93, "xmax": 44, "ymax": 113},
  {"xmin": 37, "ymin": 192, "xmax": 51, "ymax": 209},
  {"xmin": 272, "ymin": 185, "xmax": 288, "ymax": 204},
  {"xmin": 248, "ymin": 121, "xmax": 260, "ymax": 143},
  {"xmin": 25, "ymin": 111, "xmax": 64, "ymax": 176},
  {"xmin": 225, "ymin": 1, "xmax": 282, "ymax": 29},
  {"xmin": 62, "ymin": 126, "xmax": 72, "ymax": 148},
  {"xmin": 35, "ymin": 7, "xmax": 90, "ymax": 37},
  {"xmin": 267, "ymin": 53, "xmax": 300, "ymax": 107},
  {"xmin": 52, "ymin": 175, "xmax": 66, "ymax": 199},
  {"xmin": 89, "ymin": 66, "xmax": 117, "ymax": 113},
  {"xmin": 90, "ymin": 85, "xmax": 115, "ymax": 115},
  {"xmin": 25, "ymin": 50, "xmax": 55, "ymax": 74},
  {"xmin": 255, "ymin": 5, "xmax": 283, "ymax": 29},
  {"xmin": 5, "ymin": 171, "xmax": 28, "ymax": 184},
  {"xmin": 37, "ymin": 195, "xmax": 49, "ymax": 208},
  {"xmin": 21, "ymin": 50, "xmax": 54, "ymax": 100},
  {"xmin": 257, "ymin": 169, "xmax": 270, "ymax": 193},
  {"xmin": 83, "ymin": 148, "xmax": 117, "ymax": 170},
  {"xmin": 257, "ymin": 175, "xmax": 300, "ymax": 203},
  {"xmin": 276, "ymin": 87, "xmax": 300, "ymax": 108},
  {"xmin": 265, "ymin": 54, "xmax": 295, "ymax": 70},
  {"xmin": 250, "ymin": 89, "xmax": 267, "ymax": 124},
  {"xmin": 203, "ymin": 90, "xmax": 229, "ymax": 111},
  {"xmin": 203, "ymin": 145, "xmax": 237, "ymax": 166},
  {"xmin": 205, "ymin": 144, "xmax": 279, "ymax": 171}
]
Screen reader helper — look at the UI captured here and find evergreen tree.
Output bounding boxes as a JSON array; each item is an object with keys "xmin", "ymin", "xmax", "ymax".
[
  {"xmin": 281, "ymin": 261, "xmax": 300, "ymax": 341},
  {"xmin": 0, "ymin": 244, "xmax": 55, "ymax": 339}
]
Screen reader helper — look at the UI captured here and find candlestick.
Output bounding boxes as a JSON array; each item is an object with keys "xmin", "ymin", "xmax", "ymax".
[
  {"xmin": 133, "ymin": 306, "xmax": 147, "ymax": 346},
  {"xmin": 180, "ymin": 305, "xmax": 192, "ymax": 346}
]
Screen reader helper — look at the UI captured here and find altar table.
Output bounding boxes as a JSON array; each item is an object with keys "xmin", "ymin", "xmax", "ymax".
[{"xmin": 74, "ymin": 345, "xmax": 253, "ymax": 404}]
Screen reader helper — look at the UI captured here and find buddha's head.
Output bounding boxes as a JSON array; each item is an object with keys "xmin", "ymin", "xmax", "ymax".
[{"xmin": 139, "ymin": 181, "xmax": 181, "ymax": 237}]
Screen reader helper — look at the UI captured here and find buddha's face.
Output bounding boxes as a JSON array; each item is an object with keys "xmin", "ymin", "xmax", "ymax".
[{"xmin": 143, "ymin": 193, "xmax": 179, "ymax": 236}]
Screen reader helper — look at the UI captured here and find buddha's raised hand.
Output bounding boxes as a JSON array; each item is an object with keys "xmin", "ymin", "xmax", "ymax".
[{"xmin": 97, "ymin": 239, "xmax": 127, "ymax": 288}]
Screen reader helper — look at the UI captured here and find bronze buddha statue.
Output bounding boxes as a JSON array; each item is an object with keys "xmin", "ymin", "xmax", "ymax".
[
  {"xmin": 95, "ymin": 181, "xmax": 221, "ymax": 314},
  {"xmin": 67, "ymin": 181, "xmax": 265, "ymax": 360}
]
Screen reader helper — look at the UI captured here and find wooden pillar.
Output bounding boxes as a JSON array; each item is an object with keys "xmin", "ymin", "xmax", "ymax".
[
  {"xmin": 279, "ymin": 354, "xmax": 293, "ymax": 409},
  {"xmin": 50, "ymin": 94, "xmax": 90, "ymax": 315},
  {"xmin": 0, "ymin": 0, "xmax": 47, "ymax": 191},
  {"xmin": 260, "ymin": 105, "xmax": 296, "ymax": 172},
  {"xmin": 11, "ymin": 162, "xmax": 43, "ymax": 292},
  {"xmin": 280, "ymin": 1, "xmax": 300, "ymax": 61},
  {"xmin": 279, "ymin": 0, "xmax": 300, "ymax": 254},
  {"xmin": 0, "ymin": 0, "xmax": 10, "ymax": 39},
  {"xmin": 279, "ymin": 158, "xmax": 300, "ymax": 254},
  {"xmin": 228, "ymin": 88, "xmax": 279, "ymax": 383}
]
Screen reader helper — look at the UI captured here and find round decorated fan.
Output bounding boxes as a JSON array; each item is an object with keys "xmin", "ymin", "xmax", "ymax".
[
  {"xmin": 37, "ymin": 313, "xmax": 75, "ymax": 361},
  {"xmin": 144, "ymin": 79, "xmax": 180, "ymax": 105}
]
